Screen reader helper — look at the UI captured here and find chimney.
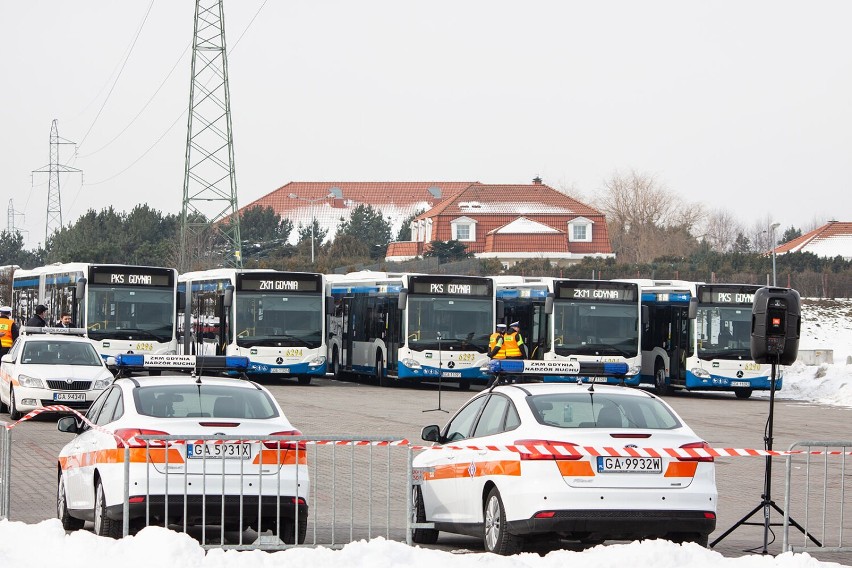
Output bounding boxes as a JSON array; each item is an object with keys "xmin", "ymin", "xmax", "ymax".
[{"xmin": 532, "ymin": 176, "xmax": 542, "ymax": 185}]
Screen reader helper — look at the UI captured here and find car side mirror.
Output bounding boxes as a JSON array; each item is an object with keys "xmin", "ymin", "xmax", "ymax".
[
  {"xmin": 57, "ymin": 415, "xmax": 80, "ymax": 434},
  {"xmin": 1, "ymin": 354, "xmax": 13, "ymax": 363},
  {"xmin": 421, "ymin": 424, "xmax": 441, "ymax": 443}
]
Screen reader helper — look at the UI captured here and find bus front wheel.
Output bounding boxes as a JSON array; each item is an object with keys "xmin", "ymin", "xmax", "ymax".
[
  {"xmin": 734, "ymin": 387, "xmax": 753, "ymax": 399},
  {"xmin": 654, "ymin": 361, "xmax": 672, "ymax": 396}
]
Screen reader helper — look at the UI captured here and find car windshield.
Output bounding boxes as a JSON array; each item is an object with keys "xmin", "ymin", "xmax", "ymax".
[
  {"xmin": 133, "ymin": 384, "xmax": 280, "ymax": 419},
  {"xmin": 526, "ymin": 392, "xmax": 681, "ymax": 429},
  {"xmin": 20, "ymin": 341, "xmax": 103, "ymax": 366}
]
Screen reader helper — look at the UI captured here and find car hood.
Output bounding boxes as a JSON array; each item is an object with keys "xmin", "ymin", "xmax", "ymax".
[{"xmin": 18, "ymin": 364, "xmax": 113, "ymax": 381}]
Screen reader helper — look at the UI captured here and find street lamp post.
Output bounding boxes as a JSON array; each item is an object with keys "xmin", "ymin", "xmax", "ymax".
[
  {"xmin": 289, "ymin": 192, "xmax": 335, "ymax": 263},
  {"xmin": 770, "ymin": 222, "xmax": 780, "ymax": 286}
]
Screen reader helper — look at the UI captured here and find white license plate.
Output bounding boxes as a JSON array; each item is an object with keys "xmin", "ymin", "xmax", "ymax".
[
  {"xmin": 271, "ymin": 368, "xmax": 290, "ymax": 374},
  {"xmin": 592, "ymin": 377, "xmax": 609, "ymax": 383},
  {"xmin": 597, "ymin": 456, "xmax": 662, "ymax": 473},
  {"xmin": 53, "ymin": 393, "xmax": 86, "ymax": 401},
  {"xmin": 187, "ymin": 443, "xmax": 252, "ymax": 459},
  {"xmin": 731, "ymin": 381, "xmax": 749, "ymax": 387},
  {"xmin": 442, "ymin": 372, "xmax": 461, "ymax": 378}
]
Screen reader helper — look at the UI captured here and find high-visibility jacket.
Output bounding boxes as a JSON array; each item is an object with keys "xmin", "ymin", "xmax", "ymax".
[
  {"xmin": 488, "ymin": 332, "xmax": 506, "ymax": 359},
  {"xmin": 0, "ymin": 317, "xmax": 15, "ymax": 348},
  {"xmin": 502, "ymin": 331, "xmax": 525, "ymax": 359}
]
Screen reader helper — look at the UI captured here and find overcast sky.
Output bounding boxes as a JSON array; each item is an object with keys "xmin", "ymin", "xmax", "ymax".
[{"xmin": 3, "ymin": 1, "xmax": 851, "ymax": 250}]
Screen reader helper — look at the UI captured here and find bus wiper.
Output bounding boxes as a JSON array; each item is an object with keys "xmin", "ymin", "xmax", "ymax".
[
  {"xmin": 581, "ymin": 343, "xmax": 634, "ymax": 358},
  {"xmin": 110, "ymin": 328, "xmax": 170, "ymax": 342},
  {"xmin": 239, "ymin": 335, "xmax": 312, "ymax": 348}
]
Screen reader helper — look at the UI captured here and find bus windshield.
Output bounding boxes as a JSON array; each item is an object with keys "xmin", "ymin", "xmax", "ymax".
[
  {"xmin": 696, "ymin": 304, "xmax": 752, "ymax": 360},
  {"xmin": 86, "ymin": 286, "xmax": 175, "ymax": 342},
  {"xmin": 553, "ymin": 302, "xmax": 639, "ymax": 357},
  {"xmin": 407, "ymin": 296, "xmax": 492, "ymax": 352},
  {"xmin": 234, "ymin": 293, "xmax": 322, "ymax": 349}
]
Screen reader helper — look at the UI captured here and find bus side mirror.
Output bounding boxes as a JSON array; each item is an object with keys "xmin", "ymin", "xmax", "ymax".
[
  {"xmin": 326, "ymin": 296, "xmax": 335, "ymax": 316},
  {"xmin": 544, "ymin": 293, "xmax": 554, "ymax": 315},
  {"xmin": 223, "ymin": 285, "xmax": 234, "ymax": 308},
  {"xmin": 177, "ymin": 291, "xmax": 186, "ymax": 311},
  {"xmin": 688, "ymin": 298, "xmax": 698, "ymax": 319},
  {"xmin": 642, "ymin": 305, "xmax": 649, "ymax": 330},
  {"xmin": 398, "ymin": 288, "xmax": 408, "ymax": 310},
  {"xmin": 496, "ymin": 299, "xmax": 505, "ymax": 320},
  {"xmin": 76, "ymin": 278, "xmax": 87, "ymax": 299}
]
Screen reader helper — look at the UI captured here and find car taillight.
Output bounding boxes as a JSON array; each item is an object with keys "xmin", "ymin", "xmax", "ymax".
[
  {"xmin": 678, "ymin": 441, "xmax": 714, "ymax": 462},
  {"xmin": 263, "ymin": 430, "xmax": 305, "ymax": 450},
  {"xmin": 114, "ymin": 428, "xmax": 170, "ymax": 448},
  {"xmin": 514, "ymin": 439, "xmax": 582, "ymax": 461}
]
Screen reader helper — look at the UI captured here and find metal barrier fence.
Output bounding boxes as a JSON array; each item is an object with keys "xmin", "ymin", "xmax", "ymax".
[
  {"xmin": 0, "ymin": 422, "xmax": 9, "ymax": 520},
  {"xmin": 783, "ymin": 440, "xmax": 852, "ymax": 554},
  {"xmin": 122, "ymin": 434, "xmax": 415, "ymax": 550}
]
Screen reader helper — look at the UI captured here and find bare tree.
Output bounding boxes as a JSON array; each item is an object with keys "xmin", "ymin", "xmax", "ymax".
[
  {"xmin": 699, "ymin": 208, "xmax": 744, "ymax": 252},
  {"xmin": 594, "ymin": 169, "xmax": 702, "ymax": 263}
]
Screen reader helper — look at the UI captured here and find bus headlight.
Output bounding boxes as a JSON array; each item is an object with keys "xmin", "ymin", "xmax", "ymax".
[
  {"xmin": 691, "ymin": 367, "xmax": 711, "ymax": 379},
  {"xmin": 627, "ymin": 366, "xmax": 641, "ymax": 376},
  {"xmin": 18, "ymin": 375, "xmax": 45, "ymax": 388},
  {"xmin": 308, "ymin": 356, "xmax": 326, "ymax": 367},
  {"xmin": 401, "ymin": 358, "xmax": 421, "ymax": 370}
]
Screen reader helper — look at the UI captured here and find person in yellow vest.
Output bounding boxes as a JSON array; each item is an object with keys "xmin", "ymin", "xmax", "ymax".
[
  {"xmin": 0, "ymin": 306, "xmax": 20, "ymax": 358},
  {"xmin": 503, "ymin": 321, "xmax": 528, "ymax": 360},
  {"xmin": 488, "ymin": 323, "xmax": 507, "ymax": 359}
]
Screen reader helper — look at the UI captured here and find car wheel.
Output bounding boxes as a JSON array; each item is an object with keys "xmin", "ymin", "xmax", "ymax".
[
  {"xmin": 9, "ymin": 387, "xmax": 21, "ymax": 421},
  {"xmin": 57, "ymin": 472, "xmax": 84, "ymax": 531},
  {"xmin": 667, "ymin": 532, "xmax": 708, "ymax": 548},
  {"xmin": 483, "ymin": 487, "xmax": 523, "ymax": 555},
  {"xmin": 411, "ymin": 486, "xmax": 438, "ymax": 545},
  {"xmin": 734, "ymin": 387, "xmax": 753, "ymax": 399},
  {"xmin": 457, "ymin": 381, "xmax": 471, "ymax": 392},
  {"xmin": 297, "ymin": 375, "xmax": 312, "ymax": 386},
  {"xmin": 94, "ymin": 479, "xmax": 122, "ymax": 538},
  {"xmin": 654, "ymin": 361, "xmax": 671, "ymax": 396},
  {"xmin": 376, "ymin": 354, "xmax": 390, "ymax": 388},
  {"xmin": 0, "ymin": 391, "xmax": 7, "ymax": 414}
]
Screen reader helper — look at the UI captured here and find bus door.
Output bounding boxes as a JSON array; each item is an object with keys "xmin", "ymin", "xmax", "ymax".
[
  {"xmin": 669, "ymin": 306, "xmax": 690, "ymax": 386},
  {"xmin": 503, "ymin": 301, "xmax": 548, "ymax": 359},
  {"xmin": 384, "ymin": 296, "xmax": 400, "ymax": 371},
  {"xmin": 342, "ymin": 296, "xmax": 354, "ymax": 369}
]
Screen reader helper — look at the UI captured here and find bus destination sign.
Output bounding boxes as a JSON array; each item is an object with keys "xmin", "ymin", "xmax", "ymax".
[
  {"xmin": 238, "ymin": 274, "xmax": 320, "ymax": 292},
  {"xmin": 92, "ymin": 270, "xmax": 172, "ymax": 287},
  {"xmin": 555, "ymin": 283, "xmax": 636, "ymax": 301},
  {"xmin": 410, "ymin": 277, "xmax": 491, "ymax": 297},
  {"xmin": 706, "ymin": 291, "xmax": 755, "ymax": 305}
]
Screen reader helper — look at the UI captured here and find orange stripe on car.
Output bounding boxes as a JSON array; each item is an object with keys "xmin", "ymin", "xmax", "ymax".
[
  {"xmin": 253, "ymin": 449, "xmax": 308, "ymax": 465},
  {"xmin": 427, "ymin": 460, "xmax": 521, "ymax": 480},
  {"xmin": 664, "ymin": 461, "xmax": 698, "ymax": 477},
  {"xmin": 557, "ymin": 460, "xmax": 595, "ymax": 476}
]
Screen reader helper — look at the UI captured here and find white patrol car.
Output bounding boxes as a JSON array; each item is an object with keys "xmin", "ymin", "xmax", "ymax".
[
  {"xmin": 0, "ymin": 327, "xmax": 114, "ymax": 420},
  {"xmin": 56, "ymin": 355, "xmax": 309, "ymax": 542},
  {"xmin": 412, "ymin": 379, "xmax": 717, "ymax": 554}
]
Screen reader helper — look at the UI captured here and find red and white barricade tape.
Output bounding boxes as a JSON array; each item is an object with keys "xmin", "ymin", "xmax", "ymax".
[{"xmin": 4, "ymin": 410, "xmax": 851, "ymax": 457}]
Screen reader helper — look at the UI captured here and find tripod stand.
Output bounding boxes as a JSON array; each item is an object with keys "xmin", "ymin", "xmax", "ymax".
[
  {"xmin": 710, "ymin": 361, "xmax": 820, "ymax": 552},
  {"xmin": 424, "ymin": 332, "xmax": 448, "ymax": 413}
]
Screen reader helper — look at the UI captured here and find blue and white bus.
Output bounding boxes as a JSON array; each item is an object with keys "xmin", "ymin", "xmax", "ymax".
[
  {"xmin": 495, "ymin": 276, "xmax": 642, "ymax": 385},
  {"xmin": 628, "ymin": 279, "xmax": 777, "ymax": 398},
  {"xmin": 327, "ymin": 271, "xmax": 495, "ymax": 389},
  {"xmin": 178, "ymin": 269, "xmax": 329, "ymax": 385},
  {"xmin": 12, "ymin": 263, "xmax": 179, "ymax": 361}
]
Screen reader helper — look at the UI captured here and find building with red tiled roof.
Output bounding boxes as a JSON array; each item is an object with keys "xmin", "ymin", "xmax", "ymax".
[
  {"xmin": 240, "ymin": 182, "xmax": 476, "ymax": 244},
  {"xmin": 775, "ymin": 221, "xmax": 852, "ymax": 260},
  {"xmin": 386, "ymin": 178, "xmax": 614, "ymax": 267}
]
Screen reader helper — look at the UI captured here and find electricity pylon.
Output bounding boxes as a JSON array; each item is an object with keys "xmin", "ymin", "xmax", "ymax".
[
  {"xmin": 32, "ymin": 119, "xmax": 81, "ymax": 243},
  {"xmin": 179, "ymin": 0, "xmax": 243, "ymax": 271}
]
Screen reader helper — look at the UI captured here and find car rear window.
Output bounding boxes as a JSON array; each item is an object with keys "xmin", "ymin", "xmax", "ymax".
[
  {"xmin": 527, "ymin": 392, "xmax": 680, "ymax": 429},
  {"xmin": 133, "ymin": 384, "xmax": 279, "ymax": 419}
]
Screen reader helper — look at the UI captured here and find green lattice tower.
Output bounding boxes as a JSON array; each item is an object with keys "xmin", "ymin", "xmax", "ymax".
[{"xmin": 180, "ymin": 0, "xmax": 242, "ymax": 271}]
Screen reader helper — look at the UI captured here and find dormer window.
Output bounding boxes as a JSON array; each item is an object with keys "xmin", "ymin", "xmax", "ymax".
[
  {"xmin": 568, "ymin": 217, "xmax": 593, "ymax": 242},
  {"xmin": 451, "ymin": 216, "xmax": 477, "ymax": 242}
]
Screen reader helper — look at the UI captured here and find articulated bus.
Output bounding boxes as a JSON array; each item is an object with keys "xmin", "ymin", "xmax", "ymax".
[
  {"xmin": 627, "ymin": 280, "xmax": 776, "ymax": 398},
  {"xmin": 12, "ymin": 263, "xmax": 178, "ymax": 360},
  {"xmin": 327, "ymin": 272, "xmax": 495, "ymax": 388},
  {"xmin": 495, "ymin": 276, "xmax": 642, "ymax": 385},
  {"xmin": 178, "ymin": 269, "xmax": 328, "ymax": 385}
]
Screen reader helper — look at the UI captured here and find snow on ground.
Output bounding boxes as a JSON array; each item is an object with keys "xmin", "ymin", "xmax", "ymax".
[{"xmin": 1, "ymin": 297, "xmax": 850, "ymax": 567}]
